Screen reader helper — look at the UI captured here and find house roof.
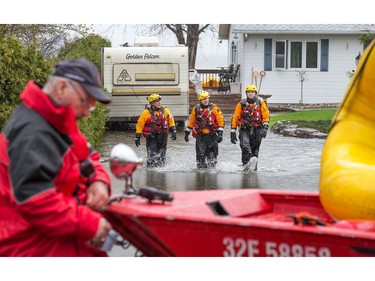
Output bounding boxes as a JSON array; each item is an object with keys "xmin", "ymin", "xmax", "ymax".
[{"xmin": 218, "ymin": 24, "xmax": 375, "ymax": 39}]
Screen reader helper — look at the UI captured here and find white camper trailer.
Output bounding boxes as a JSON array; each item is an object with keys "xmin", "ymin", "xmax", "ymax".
[{"xmin": 101, "ymin": 38, "xmax": 189, "ymax": 128}]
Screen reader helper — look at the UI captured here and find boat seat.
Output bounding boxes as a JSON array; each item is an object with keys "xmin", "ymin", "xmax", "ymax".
[{"xmin": 206, "ymin": 192, "xmax": 272, "ymax": 217}]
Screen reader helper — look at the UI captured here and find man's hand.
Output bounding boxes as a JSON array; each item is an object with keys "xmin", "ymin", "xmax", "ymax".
[
  {"xmin": 184, "ymin": 131, "xmax": 190, "ymax": 142},
  {"xmin": 86, "ymin": 181, "xmax": 110, "ymax": 211},
  {"xmin": 260, "ymin": 123, "xmax": 269, "ymax": 138},
  {"xmin": 89, "ymin": 217, "xmax": 112, "ymax": 249},
  {"xmin": 135, "ymin": 133, "xmax": 141, "ymax": 147},
  {"xmin": 230, "ymin": 131, "xmax": 238, "ymax": 144},
  {"xmin": 260, "ymin": 128, "xmax": 267, "ymax": 138},
  {"xmin": 171, "ymin": 130, "xmax": 177, "ymax": 140},
  {"xmin": 217, "ymin": 130, "xmax": 223, "ymax": 143}
]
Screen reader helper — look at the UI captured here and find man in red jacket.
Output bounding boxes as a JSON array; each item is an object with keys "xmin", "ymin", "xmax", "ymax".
[{"xmin": 0, "ymin": 58, "xmax": 113, "ymax": 256}]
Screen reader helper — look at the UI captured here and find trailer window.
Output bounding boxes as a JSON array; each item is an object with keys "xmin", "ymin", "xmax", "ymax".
[
  {"xmin": 135, "ymin": 73, "xmax": 175, "ymax": 81},
  {"xmin": 113, "ymin": 63, "xmax": 180, "ymax": 86}
]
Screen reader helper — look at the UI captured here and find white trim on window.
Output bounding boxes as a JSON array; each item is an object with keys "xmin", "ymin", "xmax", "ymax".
[{"xmin": 273, "ymin": 39, "xmax": 320, "ymax": 70}]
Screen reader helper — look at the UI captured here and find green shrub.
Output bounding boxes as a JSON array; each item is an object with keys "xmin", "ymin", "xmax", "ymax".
[
  {"xmin": 78, "ymin": 103, "xmax": 110, "ymax": 149},
  {"xmin": 1, "ymin": 35, "xmax": 110, "ymax": 148},
  {"xmin": 0, "ymin": 36, "xmax": 52, "ymax": 130}
]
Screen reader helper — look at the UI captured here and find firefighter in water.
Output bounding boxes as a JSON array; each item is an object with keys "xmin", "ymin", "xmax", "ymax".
[
  {"xmin": 185, "ymin": 91, "xmax": 225, "ymax": 168},
  {"xmin": 135, "ymin": 94, "xmax": 177, "ymax": 168},
  {"xmin": 231, "ymin": 84, "xmax": 270, "ymax": 172}
]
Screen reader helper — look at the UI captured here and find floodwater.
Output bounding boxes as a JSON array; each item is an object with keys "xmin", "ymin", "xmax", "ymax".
[
  {"xmin": 100, "ymin": 122, "xmax": 325, "ymax": 257},
  {"xmin": 99, "ymin": 125, "xmax": 326, "ymax": 195},
  {"xmin": 98, "ymin": 125, "xmax": 326, "ymax": 257}
]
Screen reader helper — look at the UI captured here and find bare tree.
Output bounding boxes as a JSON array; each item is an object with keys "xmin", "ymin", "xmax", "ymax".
[
  {"xmin": 296, "ymin": 70, "xmax": 307, "ymax": 104},
  {"xmin": 90, "ymin": 24, "xmax": 219, "ymax": 68},
  {"xmin": 0, "ymin": 24, "xmax": 89, "ymax": 58},
  {"xmin": 165, "ymin": 24, "xmax": 185, "ymax": 44},
  {"xmin": 149, "ymin": 24, "xmax": 215, "ymax": 68}
]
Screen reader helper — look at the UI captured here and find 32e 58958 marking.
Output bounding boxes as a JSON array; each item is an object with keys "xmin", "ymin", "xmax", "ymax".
[{"xmin": 223, "ymin": 237, "xmax": 331, "ymax": 257}]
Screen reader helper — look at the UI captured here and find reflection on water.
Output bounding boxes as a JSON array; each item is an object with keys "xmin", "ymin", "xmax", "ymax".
[{"xmin": 99, "ymin": 126, "xmax": 325, "ymax": 194}]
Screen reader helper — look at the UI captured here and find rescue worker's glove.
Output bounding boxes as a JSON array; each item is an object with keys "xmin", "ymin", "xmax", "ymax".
[
  {"xmin": 260, "ymin": 123, "xmax": 269, "ymax": 138},
  {"xmin": 135, "ymin": 133, "xmax": 141, "ymax": 147},
  {"xmin": 184, "ymin": 131, "xmax": 190, "ymax": 142},
  {"xmin": 230, "ymin": 131, "xmax": 238, "ymax": 144},
  {"xmin": 171, "ymin": 130, "xmax": 177, "ymax": 140},
  {"xmin": 170, "ymin": 126, "xmax": 177, "ymax": 140},
  {"xmin": 217, "ymin": 130, "xmax": 223, "ymax": 143}
]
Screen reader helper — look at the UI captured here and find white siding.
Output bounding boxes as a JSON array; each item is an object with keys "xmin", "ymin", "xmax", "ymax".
[{"xmin": 234, "ymin": 33, "xmax": 363, "ymax": 104}]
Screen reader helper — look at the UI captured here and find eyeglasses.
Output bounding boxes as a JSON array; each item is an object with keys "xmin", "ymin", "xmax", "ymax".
[{"xmin": 67, "ymin": 81, "xmax": 96, "ymax": 112}]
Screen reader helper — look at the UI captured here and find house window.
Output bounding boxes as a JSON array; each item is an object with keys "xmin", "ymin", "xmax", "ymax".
[
  {"xmin": 273, "ymin": 40, "xmax": 320, "ymax": 70},
  {"xmin": 289, "ymin": 40, "xmax": 319, "ymax": 70},
  {"xmin": 306, "ymin": 42, "xmax": 318, "ymax": 68},
  {"xmin": 274, "ymin": 40, "xmax": 286, "ymax": 69},
  {"xmin": 290, "ymin": 41, "xmax": 302, "ymax": 68}
]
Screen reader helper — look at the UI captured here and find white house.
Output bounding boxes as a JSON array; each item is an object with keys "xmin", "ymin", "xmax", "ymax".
[{"xmin": 218, "ymin": 24, "xmax": 375, "ymax": 104}]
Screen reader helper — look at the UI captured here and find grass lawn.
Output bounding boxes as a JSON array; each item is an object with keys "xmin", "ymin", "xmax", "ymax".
[{"xmin": 270, "ymin": 109, "xmax": 338, "ymax": 134}]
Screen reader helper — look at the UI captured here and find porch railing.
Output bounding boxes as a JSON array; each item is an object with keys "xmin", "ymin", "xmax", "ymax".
[
  {"xmin": 195, "ymin": 65, "xmax": 240, "ymax": 93},
  {"xmin": 194, "ymin": 69, "xmax": 220, "ymax": 90}
]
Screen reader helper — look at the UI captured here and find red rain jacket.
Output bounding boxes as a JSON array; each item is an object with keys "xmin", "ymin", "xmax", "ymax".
[{"xmin": 0, "ymin": 81, "xmax": 111, "ymax": 256}]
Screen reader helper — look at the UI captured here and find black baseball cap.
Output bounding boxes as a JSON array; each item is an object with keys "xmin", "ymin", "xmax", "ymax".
[{"xmin": 52, "ymin": 58, "xmax": 111, "ymax": 104}]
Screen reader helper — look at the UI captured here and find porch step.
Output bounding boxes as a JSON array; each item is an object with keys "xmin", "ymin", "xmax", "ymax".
[{"xmin": 189, "ymin": 87, "xmax": 240, "ymax": 115}]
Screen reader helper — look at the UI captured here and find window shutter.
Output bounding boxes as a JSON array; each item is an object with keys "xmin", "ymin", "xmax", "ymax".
[
  {"xmin": 321, "ymin": 39, "xmax": 329, "ymax": 71},
  {"xmin": 264, "ymin": 39, "xmax": 272, "ymax": 71}
]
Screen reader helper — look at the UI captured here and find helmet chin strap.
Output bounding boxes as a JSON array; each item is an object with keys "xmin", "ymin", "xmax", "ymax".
[
  {"xmin": 200, "ymin": 98, "xmax": 209, "ymax": 108},
  {"xmin": 247, "ymin": 96, "xmax": 257, "ymax": 103},
  {"xmin": 151, "ymin": 104, "xmax": 161, "ymax": 111}
]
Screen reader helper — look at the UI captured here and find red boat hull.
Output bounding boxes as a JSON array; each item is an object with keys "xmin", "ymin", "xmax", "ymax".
[{"xmin": 104, "ymin": 189, "xmax": 375, "ymax": 257}]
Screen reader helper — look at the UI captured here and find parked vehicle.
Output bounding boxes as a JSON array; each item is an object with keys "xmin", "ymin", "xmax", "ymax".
[{"xmin": 101, "ymin": 37, "xmax": 189, "ymax": 128}]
